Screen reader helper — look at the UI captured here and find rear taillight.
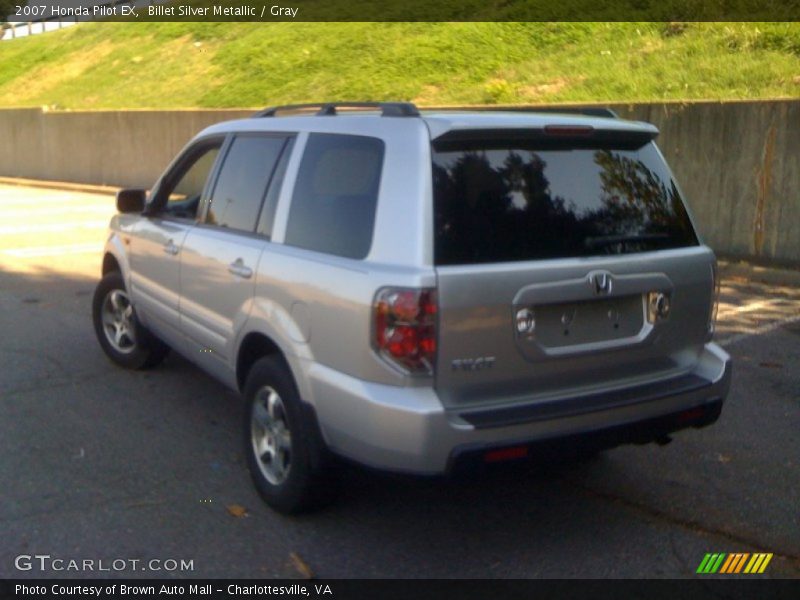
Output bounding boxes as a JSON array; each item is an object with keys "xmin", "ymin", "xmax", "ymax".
[
  {"xmin": 708, "ymin": 261, "xmax": 720, "ymax": 338},
  {"xmin": 373, "ymin": 287, "xmax": 437, "ymax": 374}
]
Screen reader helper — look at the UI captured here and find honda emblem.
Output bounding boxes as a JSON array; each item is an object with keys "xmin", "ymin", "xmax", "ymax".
[{"xmin": 589, "ymin": 271, "xmax": 613, "ymax": 296}]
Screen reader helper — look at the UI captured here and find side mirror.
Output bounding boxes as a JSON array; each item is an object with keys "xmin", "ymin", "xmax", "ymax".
[{"xmin": 116, "ymin": 189, "xmax": 146, "ymax": 213}]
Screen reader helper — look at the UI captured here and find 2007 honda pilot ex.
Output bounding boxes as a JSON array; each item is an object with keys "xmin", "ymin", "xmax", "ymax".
[{"xmin": 93, "ymin": 102, "xmax": 732, "ymax": 513}]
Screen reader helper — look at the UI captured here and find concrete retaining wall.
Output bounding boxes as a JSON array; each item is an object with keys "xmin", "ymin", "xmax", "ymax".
[
  {"xmin": 0, "ymin": 108, "xmax": 251, "ymax": 190},
  {"xmin": 1, "ymin": 101, "xmax": 798, "ymax": 263},
  {"xmin": 609, "ymin": 100, "xmax": 800, "ymax": 266}
]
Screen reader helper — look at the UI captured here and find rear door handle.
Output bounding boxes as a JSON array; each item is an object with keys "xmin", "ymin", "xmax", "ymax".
[
  {"xmin": 228, "ymin": 259, "xmax": 253, "ymax": 279},
  {"xmin": 163, "ymin": 240, "xmax": 179, "ymax": 255}
]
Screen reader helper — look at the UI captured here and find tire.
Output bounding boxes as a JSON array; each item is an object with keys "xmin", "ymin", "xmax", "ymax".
[
  {"xmin": 243, "ymin": 355, "xmax": 336, "ymax": 514},
  {"xmin": 92, "ymin": 271, "xmax": 170, "ymax": 370}
]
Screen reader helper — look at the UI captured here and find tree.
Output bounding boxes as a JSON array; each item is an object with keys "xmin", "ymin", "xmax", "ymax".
[{"xmin": 0, "ymin": 0, "xmax": 16, "ymax": 21}]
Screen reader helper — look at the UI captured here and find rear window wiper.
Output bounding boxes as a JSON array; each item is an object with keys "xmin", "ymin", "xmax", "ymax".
[{"xmin": 584, "ymin": 233, "xmax": 670, "ymax": 250}]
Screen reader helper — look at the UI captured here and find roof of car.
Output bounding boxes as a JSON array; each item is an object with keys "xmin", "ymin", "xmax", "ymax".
[{"xmin": 196, "ymin": 108, "xmax": 658, "ymax": 141}]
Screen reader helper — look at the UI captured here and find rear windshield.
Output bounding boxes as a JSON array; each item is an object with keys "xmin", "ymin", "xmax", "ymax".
[{"xmin": 432, "ymin": 140, "xmax": 698, "ymax": 265}]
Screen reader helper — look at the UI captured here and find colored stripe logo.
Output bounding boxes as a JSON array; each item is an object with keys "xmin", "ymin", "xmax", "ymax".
[{"xmin": 696, "ymin": 553, "xmax": 773, "ymax": 574}]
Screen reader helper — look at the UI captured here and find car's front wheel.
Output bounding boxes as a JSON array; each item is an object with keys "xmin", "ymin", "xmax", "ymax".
[
  {"xmin": 243, "ymin": 356, "xmax": 336, "ymax": 514},
  {"xmin": 92, "ymin": 271, "xmax": 169, "ymax": 369}
]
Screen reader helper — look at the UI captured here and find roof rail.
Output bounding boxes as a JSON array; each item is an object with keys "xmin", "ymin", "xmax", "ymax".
[{"xmin": 253, "ymin": 102, "xmax": 420, "ymax": 118}]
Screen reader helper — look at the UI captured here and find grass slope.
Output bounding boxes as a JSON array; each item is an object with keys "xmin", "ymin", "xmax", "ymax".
[{"xmin": 0, "ymin": 22, "xmax": 798, "ymax": 109}]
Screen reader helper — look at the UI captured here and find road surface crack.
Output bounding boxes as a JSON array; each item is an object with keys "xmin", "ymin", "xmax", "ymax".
[{"xmin": 567, "ymin": 480, "xmax": 800, "ymax": 567}]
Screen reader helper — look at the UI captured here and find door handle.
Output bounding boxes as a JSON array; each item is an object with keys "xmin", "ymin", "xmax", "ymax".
[
  {"xmin": 163, "ymin": 240, "xmax": 179, "ymax": 255},
  {"xmin": 228, "ymin": 259, "xmax": 253, "ymax": 279}
]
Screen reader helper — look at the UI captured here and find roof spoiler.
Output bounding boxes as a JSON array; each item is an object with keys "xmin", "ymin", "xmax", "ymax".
[
  {"xmin": 428, "ymin": 106, "xmax": 619, "ymax": 119},
  {"xmin": 512, "ymin": 106, "xmax": 619, "ymax": 119},
  {"xmin": 432, "ymin": 126, "xmax": 658, "ymax": 150}
]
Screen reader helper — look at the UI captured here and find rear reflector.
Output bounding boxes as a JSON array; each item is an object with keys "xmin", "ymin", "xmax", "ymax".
[
  {"xmin": 677, "ymin": 406, "xmax": 707, "ymax": 424},
  {"xmin": 484, "ymin": 445, "xmax": 529, "ymax": 463}
]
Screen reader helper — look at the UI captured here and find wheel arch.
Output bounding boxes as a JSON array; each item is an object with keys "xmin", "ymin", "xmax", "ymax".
[
  {"xmin": 102, "ymin": 252, "xmax": 121, "ymax": 275},
  {"xmin": 236, "ymin": 332, "xmax": 291, "ymax": 393},
  {"xmin": 101, "ymin": 232, "xmax": 132, "ymax": 288}
]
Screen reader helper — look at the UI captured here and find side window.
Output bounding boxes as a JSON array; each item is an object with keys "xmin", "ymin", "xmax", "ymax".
[
  {"xmin": 160, "ymin": 145, "xmax": 221, "ymax": 219},
  {"xmin": 284, "ymin": 133, "xmax": 384, "ymax": 259},
  {"xmin": 256, "ymin": 137, "xmax": 294, "ymax": 238},
  {"xmin": 206, "ymin": 135, "xmax": 288, "ymax": 233}
]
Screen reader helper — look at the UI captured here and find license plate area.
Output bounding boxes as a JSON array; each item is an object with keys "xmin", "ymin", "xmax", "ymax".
[
  {"xmin": 515, "ymin": 295, "xmax": 650, "ymax": 359},
  {"xmin": 511, "ymin": 271, "xmax": 673, "ymax": 360}
]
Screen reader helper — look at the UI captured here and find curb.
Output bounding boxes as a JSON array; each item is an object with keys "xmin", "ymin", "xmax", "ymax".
[
  {"xmin": 719, "ymin": 259, "xmax": 800, "ymax": 288},
  {"xmin": 0, "ymin": 176, "xmax": 120, "ymax": 196}
]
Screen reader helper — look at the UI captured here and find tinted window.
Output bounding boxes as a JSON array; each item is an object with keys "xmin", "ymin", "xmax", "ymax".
[
  {"xmin": 207, "ymin": 135, "xmax": 288, "ymax": 232},
  {"xmin": 284, "ymin": 133, "xmax": 384, "ymax": 259},
  {"xmin": 257, "ymin": 137, "xmax": 294, "ymax": 239},
  {"xmin": 161, "ymin": 146, "xmax": 220, "ymax": 219},
  {"xmin": 433, "ymin": 141, "xmax": 698, "ymax": 265}
]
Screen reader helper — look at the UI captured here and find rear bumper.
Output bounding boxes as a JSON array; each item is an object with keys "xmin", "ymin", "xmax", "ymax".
[
  {"xmin": 448, "ymin": 397, "xmax": 724, "ymax": 474},
  {"xmin": 304, "ymin": 342, "xmax": 732, "ymax": 475}
]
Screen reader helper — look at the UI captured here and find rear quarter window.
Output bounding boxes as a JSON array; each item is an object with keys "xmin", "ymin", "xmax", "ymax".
[
  {"xmin": 433, "ymin": 140, "xmax": 698, "ymax": 265},
  {"xmin": 284, "ymin": 133, "xmax": 384, "ymax": 259}
]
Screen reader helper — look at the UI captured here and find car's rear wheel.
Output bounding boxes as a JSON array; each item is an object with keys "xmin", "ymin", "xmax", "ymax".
[
  {"xmin": 243, "ymin": 356, "xmax": 335, "ymax": 514},
  {"xmin": 92, "ymin": 271, "xmax": 169, "ymax": 369}
]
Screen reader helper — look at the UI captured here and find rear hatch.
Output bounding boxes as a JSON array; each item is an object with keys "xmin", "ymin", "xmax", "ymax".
[{"xmin": 428, "ymin": 117, "xmax": 715, "ymax": 411}]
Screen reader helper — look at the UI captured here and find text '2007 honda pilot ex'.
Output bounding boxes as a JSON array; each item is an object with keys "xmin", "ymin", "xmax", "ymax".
[{"xmin": 93, "ymin": 102, "xmax": 732, "ymax": 513}]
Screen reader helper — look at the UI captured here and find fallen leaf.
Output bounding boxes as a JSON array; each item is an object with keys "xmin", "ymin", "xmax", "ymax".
[
  {"xmin": 717, "ymin": 453, "xmax": 732, "ymax": 463},
  {"xmin": 226, "ymin": 504, "xmax": 248, "ymax": 518},
  {"xmin": 759, "ymin": 361, "xmax": 783, "ymax": 369},
  {"xmin": 289, "ymin": 552, "xmax": 314, "ymax": 579}
]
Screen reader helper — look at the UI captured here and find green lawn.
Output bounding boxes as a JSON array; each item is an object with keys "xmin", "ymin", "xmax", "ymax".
[{"xmin": 0, "ymin": 22, "xmax": 798, "ymax": 109}]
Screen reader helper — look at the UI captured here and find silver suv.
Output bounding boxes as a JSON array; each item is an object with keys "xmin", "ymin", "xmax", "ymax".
[{"xmin": 93, "ymin": 102, "xmax": 732, "ymax": 513}]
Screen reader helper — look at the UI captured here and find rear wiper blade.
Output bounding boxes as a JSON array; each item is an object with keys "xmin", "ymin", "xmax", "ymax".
[{"xmin": 584, "ymin": 233, "xmax": 670, "ymax": 249}]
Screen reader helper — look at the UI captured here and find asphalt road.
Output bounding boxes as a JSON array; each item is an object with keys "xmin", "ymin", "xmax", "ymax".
[{"xmin": 1, "ymin": 183, "xmax": 798, "ymax": 579}]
